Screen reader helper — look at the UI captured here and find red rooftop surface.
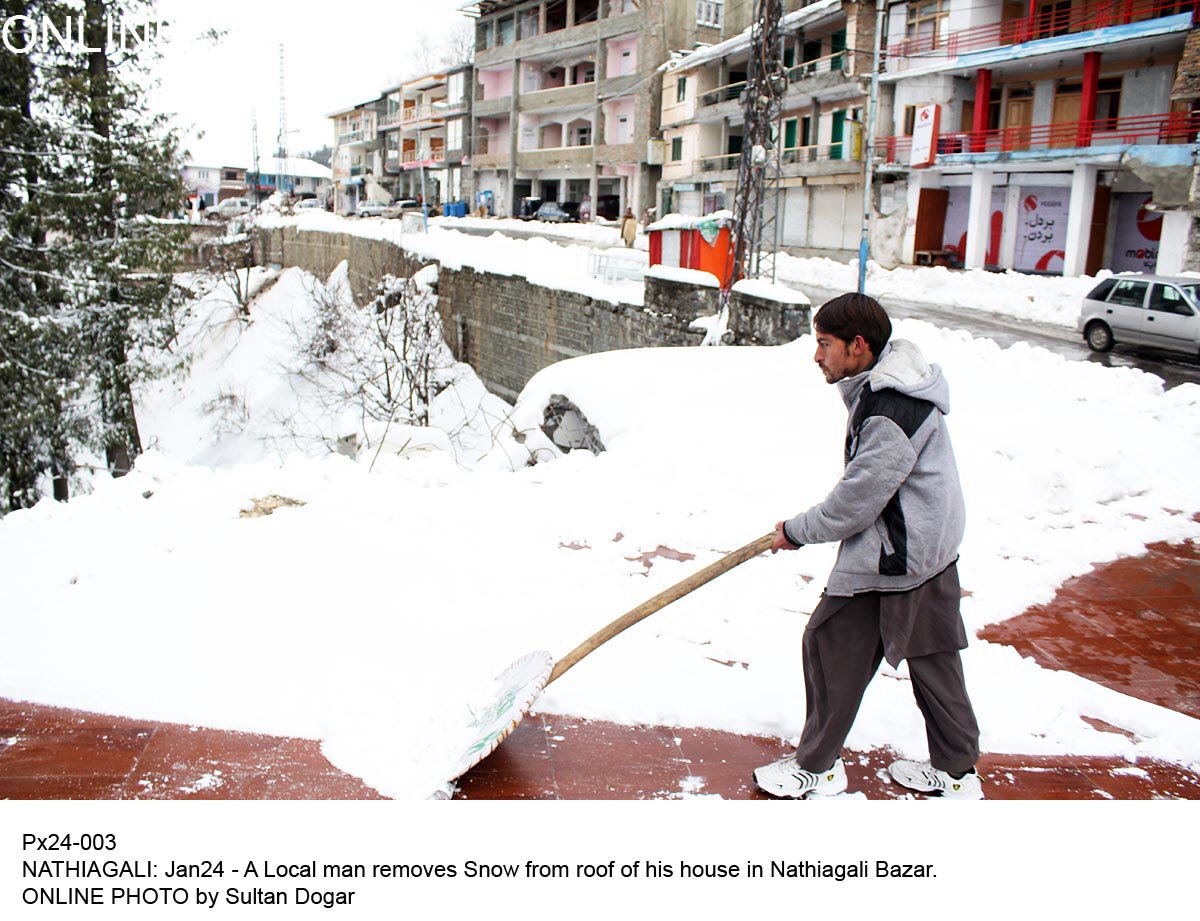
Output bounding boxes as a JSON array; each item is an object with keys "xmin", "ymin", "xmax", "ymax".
[{"xmin": 2, "ymin": 538, "xmax": 1197, "ymax": 800}]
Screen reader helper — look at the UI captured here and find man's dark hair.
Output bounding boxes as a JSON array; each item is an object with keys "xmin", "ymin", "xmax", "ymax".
[{"xmin": 814, "ymin": 293, "xmax": 892, "ymax": 356}]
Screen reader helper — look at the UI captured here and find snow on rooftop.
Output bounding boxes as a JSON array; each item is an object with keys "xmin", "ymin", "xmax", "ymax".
[
  {"xmin": 647, "ymin": 210, "xmax": 733, "ymax": 232},
  {"xmin": 646, "ymin": 265, "xmax": 720, "ymax": 287},
  {"xmin": 661, "ymin": 0, "xmax": 843, "ymax": 74}
]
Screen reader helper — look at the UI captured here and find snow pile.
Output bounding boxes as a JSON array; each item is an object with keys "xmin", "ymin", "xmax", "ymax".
[
  {"xmin": 646, "ymin": 265, "xmax": 720, "ymax": 287},
  {"xmin": 3, "ymin": 276, "xmax": 1200, "ymax": 796},
  {"xmin": 732, "ymin": 278, "xmax": 812, "ymax": 304},
  {"xmin": 775, "ymin": 255, "xmax": 1103, "ymax": 327},
  {"xmin": 141, "ymin": 264, "xmax": 510, "ymax": 469},
  {"xmin": 432, "ymin": 215, "xmax": 647, "ymax": 250}
]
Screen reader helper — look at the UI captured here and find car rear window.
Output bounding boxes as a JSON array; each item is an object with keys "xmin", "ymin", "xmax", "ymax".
[
  {"xmin": 1107, "ymin": 280, "xmax": 1148, "ymax": 307},
  {"xmin": 1086, "ymin": 278, "xmax": 1116, "ymax": 301}
]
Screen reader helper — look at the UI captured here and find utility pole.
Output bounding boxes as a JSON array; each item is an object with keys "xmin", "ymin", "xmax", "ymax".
[
  {"xmin": 858, "ymin": 0, "xmax": 887, "ymax": 294},
  {"xmin": 251, "ymin": 107, "xmax": 261, "ymax": 207},
  {"xmin": 715, "ymin": 0, "xmax": 786, "ymax": 343},
  {"xmin": 277, "ymin": 44, "xmax": 289, "ymax": 200}
]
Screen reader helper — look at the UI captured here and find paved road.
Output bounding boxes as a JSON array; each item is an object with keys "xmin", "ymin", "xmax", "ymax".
[{"xmin": 447, "ymin": 223, "xmax": 1200, "ymax": 389}]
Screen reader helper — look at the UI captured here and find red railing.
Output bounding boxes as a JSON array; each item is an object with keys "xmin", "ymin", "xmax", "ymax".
[
  {"xmin": 878, "ymin": 109, "xmax": 1200, "ymax": 162},
  {"xmin": 887, "ymin": 0, "xmax": 1196, "ymax": 62}
]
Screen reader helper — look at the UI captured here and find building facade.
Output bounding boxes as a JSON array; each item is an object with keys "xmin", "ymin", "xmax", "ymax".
[
  {"xmin": 875, "ymin": 0, "xmax": 1200, "ymax": 276},
  {"xmin": 380, "ymin": 65, "xmax": 473, "ymax": 206},
  {"xmin": 330, "ymin": 97, "xmax": 389, "ymax": 214},
  {"xmin": 462, "ymin": 0, "xmax": 723, "ymax": 219},
  {"xmin": 658, "ymin": 0, "xmax": 877, "ymax": 258}
]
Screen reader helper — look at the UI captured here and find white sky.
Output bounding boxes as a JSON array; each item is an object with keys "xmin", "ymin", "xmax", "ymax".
[{"xmin": 152, "ymin": 0, "xmax": 470, "ymax": 167}]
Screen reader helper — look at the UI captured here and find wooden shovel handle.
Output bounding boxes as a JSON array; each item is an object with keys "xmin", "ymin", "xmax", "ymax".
[{"xmin": 547, "ymin": 532, "xmax": 778, "ymax": 686}]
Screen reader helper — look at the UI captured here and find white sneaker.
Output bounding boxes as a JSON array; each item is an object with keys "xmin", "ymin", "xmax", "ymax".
[
  {"xmin": 754, "ymin": 755, "xmax": 848, "ymax": 799},
  {"xmin": 889, "ymin": 759, "xmax": 984, "ymax": 799}
]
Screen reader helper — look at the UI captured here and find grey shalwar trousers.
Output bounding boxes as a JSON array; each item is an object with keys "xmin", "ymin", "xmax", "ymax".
[{"xmin": 794, "ymin": 563, "xmax": 980, "ymax": 776}]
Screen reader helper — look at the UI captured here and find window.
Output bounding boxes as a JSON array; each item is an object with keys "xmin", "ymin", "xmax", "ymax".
[
  {"xmin": 906, "ymin": 0, "xmax": 950, "ymax": 49},
  {"xmin": 576, "ymin": 124, "xmax": 592, "ymax": 146},
  {"xmin": 475, "ymin": 20, "xmax": 492, "ymax": 52},
  {"xmin": 697, "ymin": 0, "xmax": 723, "ymax": 27},
  {"xmin": 1149, "ymin": 284, "xmax": 1194, "ymax": 315},
  {"xmin": 497, "ymin": 15, "xmax": 514, "ymax": 46},
  {"xmin": 520, "ymin": 9, "xmax": 539, "ymax": 40},
  {"xmin": 783, "ymin": 45, "xmax": 795, "ymax": 68},
  {"xmin": 903, "ymin": 105, "xmax": 917, "ymax": 135},
  {"xmin": 1096, "ymin": 78, "xmax": 1122, "ymax": 130},
  {"xmin": 447, "ymin": 119, "xmax": 463, "ymax": 151},
  {"xmin": 676, "ymin": 76, "xmax": 687, "ymax": 103},
  {"xmin": 1087, "ymin": 278, "xmax": 1117, "ymax": 301},
  {"xmin": 671, "ymin": 137, "xmax": 683, "ymax": 161},
  {"xmin": 448, "ymin": 72, "xmax": 464, "ymax": 104},
  {"xmin": 198, "ymin": 169, "xmax": 209, "ymax": 180},
  {"xmin": 1107, "ymin": 280, "xmax": 1148, "ymax": 308}
]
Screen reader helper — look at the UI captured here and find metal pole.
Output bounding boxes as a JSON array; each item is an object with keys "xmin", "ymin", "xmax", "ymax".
[{"xmin": 858, "ymin": 0, "xmax": 887, "ymax": 294}]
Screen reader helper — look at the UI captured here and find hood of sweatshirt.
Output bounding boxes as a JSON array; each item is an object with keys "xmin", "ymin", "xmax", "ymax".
[{"xmin": 837, "ymin": 339, "xmax": 951, "ymax": 415}]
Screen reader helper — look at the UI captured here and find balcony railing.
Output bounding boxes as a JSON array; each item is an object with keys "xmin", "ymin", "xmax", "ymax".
[
  {"xmin": 878, "ymin": 109, "xmax": 1200, "ymax": 162},
  {"xmin": 695, "ymin": 141, "xmax": 861, "ymax": 173},
  {"xmin": 338, "ymin": 129, "xmax": 365, "ymax": 145},
  {"xmin": 349, "ymin": 165, "xmax": 368, "ymax": 176},
  {"xmin": 401, "ymin": 147, "xmax": 447, "ymax": 166},
  {"xmin": 402, "ymin": 104, "xmax": 441, "ymax": 124},
  {"xmin": 887, "ymin": 0, "xmax": 1195, "ymax": 63},
  {"xmin": 700, "ymin": 80, "xmax": 747, "ymax": 107}
]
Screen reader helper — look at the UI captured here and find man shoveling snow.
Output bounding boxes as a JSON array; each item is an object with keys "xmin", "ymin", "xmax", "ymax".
[{"xmin": 757, "ymin": 294, "xmax": 983, "ymax": 800}]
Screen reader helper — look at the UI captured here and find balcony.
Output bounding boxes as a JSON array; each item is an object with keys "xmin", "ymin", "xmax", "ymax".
[
  {"xmin": 877, "ymin": 110, "xmax": 1200, "ymax": 164},
  {"xmin": 886, "ymin": 0, "xmax": 1194, "ymax": 66},
  {"xmin": 402, "ymin": 103, "xmax": 446, "ymax": 126},
  {"xmin": 694, "ymin": 142, "xmax": 861, "ymax": 177},
  {"xmin": 595, "ymin": 141, "xmax": 639, "ymax": 164},
  {"xmin": 473, "ymin": 95, "xmax": 512, "ymax": 117},
  {"xmin": 349, "ymin": 165, "xmax": 368, "ymax": 176},
  {"xmin": 516, "ymin": 145, "xmax": 593, "ymax": 170},
  {"xmin": 700, "ymin": 80, "xmax": 746, "ymax": 108},
  {"xmin": 401, "ymin": 147, "xmax": 447, "ymax": 170},
  {"xmin": 338, "ymin": 129, "xmax": 365, "ymax": 145},
  {"xmin": 519, "ymin": 82, "xmax": 596, "ymax": 112},
  {"xmin": 471, "ymin": 150, "xmax": 509, "ymax": 169}
]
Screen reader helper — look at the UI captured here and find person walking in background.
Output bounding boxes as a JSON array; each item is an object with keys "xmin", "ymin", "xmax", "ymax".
[
  {"xmin": 755, "ymin": 293, "xmax": 983, "ymax": 801},
  {"xmin": 620, "ymin": 208, "xmax": 637, "ymax": 248}
]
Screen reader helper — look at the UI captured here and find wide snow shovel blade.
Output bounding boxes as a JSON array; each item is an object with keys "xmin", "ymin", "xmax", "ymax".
[{"xmin": 439, "ymin": 532, "xmax": 777, "ymax": 795}]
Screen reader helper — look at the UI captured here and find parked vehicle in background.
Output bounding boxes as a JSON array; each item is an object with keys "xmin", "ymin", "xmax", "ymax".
[
  {"xmin": 517, "ymin": 197, "xmax": 543, "ymax": 220},
  {"xmin": 295, "ymin": 199, "xmax": 324, "ymax": 211},
  {"xmin": 355, "ymin": 199, "xmax": 389, "ymax": 218},
  {"xmin": 559, "ymin": 201, "xmax": 582, "ymax": 222},
  {"xmin": 595, "ymin": 194, "xmax": 620, "ymax": 221},
  {"xmin": 534, "ymin": 201, "xmax": 573, "ymax": 223},
  {"xmin": 209, "ymin": 197, "xmax": 251, "ymax": 220},
  {"xmin": 1079, "ymin": 274, "xmax": 1200, "ymax": 358},
  {"xmin": 383, "ymin": 198, "xmax": 420, "ymax": 219}
]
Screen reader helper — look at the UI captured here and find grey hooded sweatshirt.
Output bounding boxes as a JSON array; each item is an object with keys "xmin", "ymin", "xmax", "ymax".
[{"xmin": 783, "ymin": 339, "xmax": 965, "ymax": 597}]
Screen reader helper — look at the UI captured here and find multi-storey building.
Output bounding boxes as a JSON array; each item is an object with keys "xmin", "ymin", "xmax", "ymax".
[
  {"xmin": 379, "ymin": 65, "xmax": 473, "ymax": 206},
  {"xmin": 330, "ymin": 97, "xmax": 388, "ymax": 214},
  {"xmin": 875, "ymin": 0, "xmax": 1200, "ymax": 276},
  {"xmin": 462, "ymin": 0, "xmax": 721, "ymax": 219},
  {"xmin": 658, "ymin": 0, "xmax": 877, "ymax": 257}
]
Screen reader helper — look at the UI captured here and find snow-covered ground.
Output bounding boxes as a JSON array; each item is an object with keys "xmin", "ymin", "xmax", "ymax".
[{"xmin": 2, "ymin": 259, "xmax": 1200, "ymax": 799}]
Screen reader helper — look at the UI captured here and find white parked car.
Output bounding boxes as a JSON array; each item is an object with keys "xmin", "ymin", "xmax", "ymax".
[
  {"xmin": 1079, "ymin": 274, "xmax": 1200, "ymax": 359},
  {"xmin": 209, "ymin": 197, "xmax": 252, "ymax": 220},
  {"xmin": 295, "ymin": 199, "xmax": 324, "ymax": 211},
  {"xmin": 356, "ymin": 199, "xmax": 388, "ymax": 218}
]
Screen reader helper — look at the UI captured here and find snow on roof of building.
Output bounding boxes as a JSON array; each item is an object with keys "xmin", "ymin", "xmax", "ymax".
[
  {"xmin": 660, "ymin": 0, "xmax": 843, "ymax": 74},
  {"xmin": 647, "ymin": 210, "xmax": 733, "ymax": 232},
  {"xmin": 254, "ymin": 157, "xmax": 332, "ymax": 180}
]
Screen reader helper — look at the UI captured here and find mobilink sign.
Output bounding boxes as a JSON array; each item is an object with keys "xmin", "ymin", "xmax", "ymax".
[{"xmin": 1, "ymin": 14, "xmax": 170, "ymax": 54}]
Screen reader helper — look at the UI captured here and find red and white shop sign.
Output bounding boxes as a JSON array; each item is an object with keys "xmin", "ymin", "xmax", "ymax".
[{"xmin": 910, "ymin": 104, "xmax": 940, "ymax": 169}]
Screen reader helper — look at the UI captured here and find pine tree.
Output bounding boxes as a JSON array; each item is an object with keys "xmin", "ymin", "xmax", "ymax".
[{"xmin": 0, "ymin": 0, "xmax": 187, "ymax": 512}]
